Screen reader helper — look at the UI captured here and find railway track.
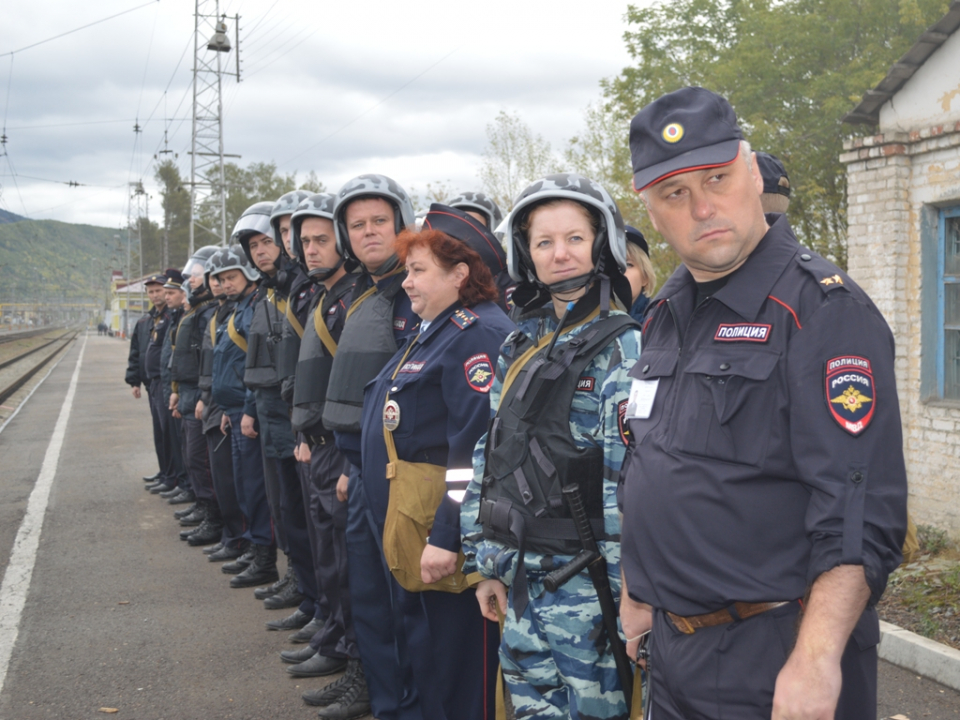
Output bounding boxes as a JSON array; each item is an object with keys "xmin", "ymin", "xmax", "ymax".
[
  {"xmin": 0, "ymin": 328, "xmax": 81, "ymax": 406},
  {"xmin": 0, "ymin": 326, "xmax": 64, "ymax": 346}
]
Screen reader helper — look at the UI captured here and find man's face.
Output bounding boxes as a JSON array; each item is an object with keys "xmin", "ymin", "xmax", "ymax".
[
  {"xmin": 643, "ymin": 151, "xmax": 768, "ymax": 281},
  {"xmin": 209, "ymin": 275, "xmax": 223, "ymax": 298},
  {"xmin": 278, "ymin": 215, "xmax": 293, "ymax": 256},
  {"xmin": 344, "ymin": 198, "xmax": 397, "ymax": 272},
  {"xmin": 215, "ymin": 268, "xmax": 248, "ymax": 297},
  {"xmin": 300, "ymin": 217, "xmax": 339, "ymax": 272},
  {"xmin": 146, "ymin": 283, "xmax": 165, "ymax": 307},
  {"xmin": 164, "ymin": 287, "xmax": 185, "ymax": 308},
  {"xmin": 247, "ymin": 233, "xmax": 281, "ymax": 274}
]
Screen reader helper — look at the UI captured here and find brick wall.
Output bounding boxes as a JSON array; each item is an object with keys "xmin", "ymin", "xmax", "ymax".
[{"xmin": 842, "ymin": 123, "xmax": 960, "ymax": 536}]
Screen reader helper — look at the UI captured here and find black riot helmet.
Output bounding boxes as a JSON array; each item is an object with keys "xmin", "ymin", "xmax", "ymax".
[
  {"xmin": 182, "ymin": 245, "xmax": 220, "ymax": 304},
  {"xmin": 206, "ymin": 244, "xmax": 260, "ymax": 301},
  {"xmin": 333, "ymin": 174, "xmax": 415, "ymax": 276},
  {"xmin": 505, "ymin": 173, "xmax": 630, "ymax": 311},
  {"xmin": 233, "ymin": 201, "xmax": 277, "ymax": 269},
  {"xmin": 445, "ymin": 191, "xmax": 503, "ymax": 230},
  {"xmin": 290, "ymin": 193, "xmax": 347, "ymax": 282},
  {"xmin": 271, "ymin": 190, "xmax": 312, "ymax": 257}
]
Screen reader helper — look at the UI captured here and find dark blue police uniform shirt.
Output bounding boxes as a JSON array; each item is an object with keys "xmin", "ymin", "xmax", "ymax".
[
  {"xmin": 619, "ymin": 214, "xmax": 907, "ymax": 616},
  {"xmin": 358, "ymin": 300, "xmax": 516, "ymax": 552},
  {"xmin": 145, "ymin": 306, "xmax": 172, "ymax": 381},
  {"xmin": 334, "ymin": 271, "xmax": 419, "ymax": 466}
]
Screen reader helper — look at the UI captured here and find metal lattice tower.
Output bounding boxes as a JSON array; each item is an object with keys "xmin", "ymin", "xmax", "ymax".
[
  {"xmin": 124, "ymin": 181, "xmax": 148, "ymax": 337},
  {"xmin": 188, "ymin": 1, "xmax": 239, "ymax": 254}
]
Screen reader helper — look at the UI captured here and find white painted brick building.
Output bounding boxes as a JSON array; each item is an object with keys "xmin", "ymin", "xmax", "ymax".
[{"xmin": 842, "ymin": 2, "xmax": 960, "ymax": 535}]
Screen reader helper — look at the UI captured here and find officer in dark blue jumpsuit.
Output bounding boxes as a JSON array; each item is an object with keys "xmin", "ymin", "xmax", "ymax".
[
  {"xmin": 240, "ymin": 192, "xmax": 319, "ymax": 616},
  {"xmin": 128, "ymin": 273, "xmax": 168, "ymax": 485},
  {"xmin": 196, "ymin": 252, "xmax": 247, "ymax": 562},
  {"xmin": 145, "ymin": 270, "xmax": 186, "ymax": 495},
  {"xmin": 618, "ymin": 87, "xmax": 907, "ymax": 719},
  {"xmin": 360, "ymin": 212, "xmax": 515, "ymax": 720},
  {"xmin": 324, "ymin": 174, "xmax": 420, "ymax": 720},
  {"xmin": 210, "ymin": 241, "xmax": 279, "ymax": 588}
]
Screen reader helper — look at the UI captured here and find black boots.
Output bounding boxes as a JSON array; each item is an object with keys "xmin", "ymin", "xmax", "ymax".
[
  {"xmin": 254, "ymin": 566, "xmax": 293, "ymax": 600},
  {"xmin": 185, "ymin": 503, "xmax": 224, "ymax": 546},
  {"xmin": 229, "ymin": 544, "xmax": 279, "ymax": 588}
]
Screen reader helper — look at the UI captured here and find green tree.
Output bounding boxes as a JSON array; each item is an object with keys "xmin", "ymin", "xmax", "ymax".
[
  {"xmin": 604, "ymin": 0, "xmax": 948, "ymax": 267},
  {"xmin": 479, "ymin": 110, "xmax": 559, "ymax": 211},
  {"xmin": 297, "ymin": 170, "xmax": 326, "ymax": 194},
  {"xmin": 566, "ymin": 101, "xmax": 680, "ymax": 291},
  {"xmin": 201, "ymin": 161, "xmax": 297, "ymax": 244},
  {"xmin": 154, "ymin": 160, "xmax": 191, "ymax": 269}
]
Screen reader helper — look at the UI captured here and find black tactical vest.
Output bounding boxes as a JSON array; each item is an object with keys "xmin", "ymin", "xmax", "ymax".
[
  {"xmin": 322, "ymin": 272, "xmax": 406, "ymax": 433},
  {"xmin": 244, "ymin": 287, "xmax": 287, "ymax": 389},
  {"xmin": 199, "ymin": 301, "xmax": 233, "ymax": 433},
  {"xmin": 171, "ymin": 299, "xmax": 215, "ymax": 385},
  {"xmin": 478, "ymin": 312, "xmax": 637, "ymax": 556},
  {"xmin": 291, "ymin": 274, "xmax": 355, "ymax": 435}
]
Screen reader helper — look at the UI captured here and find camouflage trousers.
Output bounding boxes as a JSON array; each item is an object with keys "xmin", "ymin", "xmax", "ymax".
[{"xmin": 500, "ymin": 570, "xmax": 628, "ymax": 720}]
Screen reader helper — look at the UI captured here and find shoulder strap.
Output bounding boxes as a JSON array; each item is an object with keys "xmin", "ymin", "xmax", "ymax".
[
  {"xmin": 500, "ymin": 306, "xmax": 601, "ymax": 400},
  {"xmin": 313, "ymin": 305, "xmax": 339, "ymax": 357},
  {"xmin": 209, "ymin": 314, "xmax": 217, "ymax": 348},
  {"xmin": 346, "ymin": 268, "xmax": 404, "ymax": 320},
  {"xmin": 227, "ymin": 311, "xmax": 248, "ymax": 353},
  {"xmin": 346, "ymin": 285, "xmax": 377, "ymax": 320},
  {"xmin": 285, "ymin": 296, "xmax": 305, "ymax": 339}
]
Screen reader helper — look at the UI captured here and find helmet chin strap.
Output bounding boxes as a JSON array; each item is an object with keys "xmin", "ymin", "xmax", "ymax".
[
  {"xmin": 546, "ymin": 271, "xmax": 594, "ymax": 297},
  {"xmin": 366, "ymin": 253, "xmax": 400, "ymax": 277},
  {"xmin": 226, "ymin": 278, "xmax": 254, "ymax": 302},
  {"xmin": 308, "ymin": 255, "xmax": 345, "ymax": 282}
]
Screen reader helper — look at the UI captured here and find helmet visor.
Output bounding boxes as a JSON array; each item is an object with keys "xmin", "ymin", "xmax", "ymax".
[{"xmin": 231, "ymin": 213, "xmax": 273, "ymax": 243}]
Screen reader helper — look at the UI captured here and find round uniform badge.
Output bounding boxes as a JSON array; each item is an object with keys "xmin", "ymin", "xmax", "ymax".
[
  {"xmin": 383, "ymin": 399, "xmax": 400, "ymax": 431},
  {"xmin": 662, "ymin": 123, "xmax": 684, "ymax": 143}
]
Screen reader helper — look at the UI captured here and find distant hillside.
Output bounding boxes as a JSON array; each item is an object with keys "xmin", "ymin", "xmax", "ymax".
[
  {"xmin": 0, "ymin": 219, "xmax": 125, "ymax": 304},
  {"xmin": 0, "ymin": 208, "xmax": 26, "ymax": 224}
]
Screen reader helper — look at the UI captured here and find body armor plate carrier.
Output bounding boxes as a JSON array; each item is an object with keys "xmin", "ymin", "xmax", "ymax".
[
  {"xmin": 322, "ymin": 273, "xmax": 406, "ymax": 433},
  {"xmin": 479, "ymin": 313, "xmax": 637, "ymax": 557}
]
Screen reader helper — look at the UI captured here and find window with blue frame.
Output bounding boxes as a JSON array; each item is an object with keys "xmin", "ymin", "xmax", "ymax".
[{"xmin": 940, "ymin": 207, "xmax": 960, "ymax": 400}]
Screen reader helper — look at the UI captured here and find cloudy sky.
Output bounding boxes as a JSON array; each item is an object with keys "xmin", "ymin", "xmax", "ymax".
[{"xmin": 0, "ymin": 0, "xmax": 644, "ymax": 230}]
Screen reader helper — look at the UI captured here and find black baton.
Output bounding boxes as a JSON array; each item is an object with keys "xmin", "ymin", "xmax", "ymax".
[{"xmin": 543, "ymin": 484, "xmax": 633, "ymax": 708}]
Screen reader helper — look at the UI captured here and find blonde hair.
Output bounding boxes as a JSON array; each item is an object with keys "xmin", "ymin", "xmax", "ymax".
[{"xmin": 626, "ymin": 241, "xmax": 656, "ymax": 297}]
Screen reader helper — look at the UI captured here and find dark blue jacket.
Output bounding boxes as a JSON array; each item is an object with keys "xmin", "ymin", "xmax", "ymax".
[
  {"xmin": 212, "ymin": 289, "xmax": 259, "ymax": 416},
  {"xmin": 359, "ymin": 300, "xmax": 516, "ymax": 552},
  {"xmin": 619, "ymin": 214, "xmax": 907, "ymax": 616}
]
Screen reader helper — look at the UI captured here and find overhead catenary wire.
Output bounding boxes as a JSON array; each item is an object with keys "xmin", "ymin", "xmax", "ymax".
[
  {"xmin": 243, "ymin": 25, "xmax": 317, "ymax": 78},
  {"xmin": 0, "ymin": 1, "xmax": 160, "ymax": 57},
  {"xmin": 278, "ymin": 45, "xmax": 464, "ymax": 169}
]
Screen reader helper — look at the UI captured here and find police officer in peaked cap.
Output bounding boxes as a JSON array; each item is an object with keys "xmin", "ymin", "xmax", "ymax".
[
  {"xmin": 618, "ymin": 86, "xmax": 907, "ymax": 719},
  {"xmin": 128, "ymin": 272, "xmax": 170, "ymax": 485}
]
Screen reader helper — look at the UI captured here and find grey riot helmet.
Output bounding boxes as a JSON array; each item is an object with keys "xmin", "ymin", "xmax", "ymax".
[
  {"xmin": 445, "ymin": 191, "xmax": 503, "ymax": 231},
  {"xmin": 505, "ymin": 173, "xmax": 627, "ymax": 299},
  {"xmin": 207, "ymin": 243, "xmax": 260, "ymax": 301},
  {"xmin": 271, "ymin": 190, "xmax": 312, "ymax": 257},
  {"xmin": 333, "ymin": 174, "xmax": 415, "ymax": 276},
  {"xmin": 290, "ymin": 193, "xmax": 345, "ymax": 282},
  {"xmin": 232, "ymin": 201, "xmax": 277, "ymax": 270},
  {"xmin": 181, "ymin": 245, "xmax": 219, "ymax": 303}
]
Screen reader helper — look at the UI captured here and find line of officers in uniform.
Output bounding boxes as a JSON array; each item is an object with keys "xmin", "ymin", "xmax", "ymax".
[{"xmin": 122, "ymin": 86, "xmax": 908, "ymax": 720}]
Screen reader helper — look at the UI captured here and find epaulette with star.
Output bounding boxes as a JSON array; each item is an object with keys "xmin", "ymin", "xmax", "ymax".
[
  {"xmin": 795, "ymin": 250, "xmax": 849, "ymax": 294},
  {"xmin": 450, "ymin": 307, "xmax": 479, "ymax": 330}
]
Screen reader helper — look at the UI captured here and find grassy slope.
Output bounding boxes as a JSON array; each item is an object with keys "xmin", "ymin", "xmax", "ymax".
[{"xmin": 0, "ymin": 219, "xmax": 123, "ymax": 303}]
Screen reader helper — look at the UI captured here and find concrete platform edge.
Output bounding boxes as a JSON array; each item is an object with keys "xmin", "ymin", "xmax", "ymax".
[{"xmin": 879, "ymin": 620, "xmax": 960, "ymax": 691}]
